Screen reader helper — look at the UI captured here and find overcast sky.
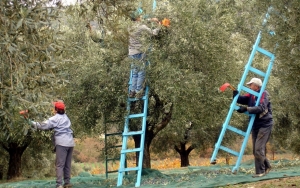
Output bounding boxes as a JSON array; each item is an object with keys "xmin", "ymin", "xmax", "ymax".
[
  {"xmin": 47, "ymin": 0, "xmax": 78, "ymax": 6},
  {"xmin": 60, "ymin": 0, "xmax": 76, "ymax": 6}
]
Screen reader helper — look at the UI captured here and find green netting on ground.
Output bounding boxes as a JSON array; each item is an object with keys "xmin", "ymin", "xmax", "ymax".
[{"xmin": 1, "ymin": 159, "xmax": 300, "ymax": 188}]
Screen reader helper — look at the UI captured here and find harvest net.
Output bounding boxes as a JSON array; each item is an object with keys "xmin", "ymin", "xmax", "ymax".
[{"xmin": 1, "ymin": 159, "xmax": 300, "ymax": 188}]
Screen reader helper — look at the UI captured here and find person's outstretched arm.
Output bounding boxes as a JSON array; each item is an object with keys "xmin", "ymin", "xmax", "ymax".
[{"xmin": 30, "ymin": 118, "xmax": 54, "ymax": 130}]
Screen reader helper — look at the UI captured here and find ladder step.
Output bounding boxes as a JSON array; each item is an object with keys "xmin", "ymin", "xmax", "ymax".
[
  {"xmin": 248, "ymin": 66, "xmax": 266, "ymax": 77},
  {"xmin": 121, "ymin": 148, "xmax": 142, "ymax": 154},
  {"xmin": 107, "ymin": 170, "xmax": 118, "ymax": 173},
  {"xmin": 107, "ymin": 157, "xmax": 120, "ymax": 161},
  {"xmin": 226, "ymin": 125, "xmax": 246, "ymax": 137},
  {"xmin": 105, "ymin": 132, "xmax": 123, "ymax": 136},
  {"xmin": 128, "ymin": 96, "xmax": 146, "ymax": 101},
  {"xmin": 241, "ymin": 86, "xmax": 259, "ymax": 97},
  {"xmin": 128, "ymin": 113, "xmax": 145, "ymax": 119},
  {"xmin": 256, "ymin": 46, "xmax": 274, "ymax": 58},
  {"xmin": 107, "ymin": 145, "xmax": 122, "ymax": 149},
  {"xmin": 123, "ymin": 131, "xmax": 144, "ymax": 136},
  {"xmin": 119, "ymin": 167, "xmax": 140, "ymax": 172},
  {"xmin": 219, "ymin": 145, "xmax": 239, "ymax": 157}
]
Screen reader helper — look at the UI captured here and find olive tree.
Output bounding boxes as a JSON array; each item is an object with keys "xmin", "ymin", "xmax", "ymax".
[{"xmin": 0, "ymin": 0, "xmax": 69, "ymax": 179}]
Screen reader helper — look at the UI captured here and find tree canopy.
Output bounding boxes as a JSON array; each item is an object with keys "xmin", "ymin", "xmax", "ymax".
[
  {"xmin": 0, "ymin": 0, "xmax": 72, "ymax": 179},
  {"xmin": 1, "ymin": 0, "xmax": 300, "ymax": 179}
]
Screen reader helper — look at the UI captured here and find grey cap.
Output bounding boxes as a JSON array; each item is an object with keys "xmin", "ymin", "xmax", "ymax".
[{"xmin": 246, "ymin": 78, "xmax": 262, "ymax": 87}]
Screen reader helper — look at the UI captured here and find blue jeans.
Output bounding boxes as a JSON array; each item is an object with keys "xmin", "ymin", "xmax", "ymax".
[{"xmin": 129, "ymin": 53, "xmax": 146, "ymax": 92}]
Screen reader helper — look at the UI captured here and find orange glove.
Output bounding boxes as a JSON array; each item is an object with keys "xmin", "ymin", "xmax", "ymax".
[
  {"xmin": 19, "ymin": 110, "xmax": 29, "ymax": 119},
  {"xmin": 161, "ymin": 18, "xmax": 170, "ymax": 27}
]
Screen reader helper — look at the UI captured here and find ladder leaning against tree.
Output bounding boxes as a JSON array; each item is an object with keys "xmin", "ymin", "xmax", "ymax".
[
  {"xmin": 117, "ymin": 66, "xmax": 150, "ymax": 187},
  {"xmin": 117, "ymin": 1, "xmax": 157, "ymax": 186}
]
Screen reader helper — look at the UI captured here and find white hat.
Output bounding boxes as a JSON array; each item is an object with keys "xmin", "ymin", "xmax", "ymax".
[{"xmin": 246, "ymin": 78, "xmax": 262, "ymax": 87}]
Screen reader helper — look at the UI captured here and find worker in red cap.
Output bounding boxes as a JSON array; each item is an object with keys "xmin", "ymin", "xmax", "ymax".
[{"xmin": 30, "ymin": 101, "xmax": 74, "ymax": 188}]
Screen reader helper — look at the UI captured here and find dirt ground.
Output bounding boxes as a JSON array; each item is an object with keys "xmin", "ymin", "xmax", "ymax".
[{"xmin": 227, "ymin": 176, "xmax": 300, "ymax": 188}]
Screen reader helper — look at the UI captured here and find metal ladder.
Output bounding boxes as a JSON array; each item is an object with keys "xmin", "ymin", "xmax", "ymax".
[
  {"xmin": 104, "ymin": 118, "xmax": 125, "ymax": 179},
  {"xmin": 210, "ymin": 8, "xmax": 276, "ymax": 173},
  {"xmin": 117, "ymin": 66, "xmax": 149, "ymax": 187}
]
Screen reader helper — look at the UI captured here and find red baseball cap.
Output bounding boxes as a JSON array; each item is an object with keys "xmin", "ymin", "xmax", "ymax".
[{"xmin": 54, "ymin": 101, "xmax": 65, "ymax": 110}]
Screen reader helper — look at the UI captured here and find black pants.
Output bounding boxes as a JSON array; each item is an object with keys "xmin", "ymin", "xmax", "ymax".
[{"xmin": 252, "ymin": 125, "xmax": 272, "ymax": 174}]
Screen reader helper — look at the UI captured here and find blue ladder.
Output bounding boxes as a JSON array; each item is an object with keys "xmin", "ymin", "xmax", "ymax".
[
  {"xmin": 117, "ymin": 67, "xmax": 149, "ymax": 187},
  {"xmin": 210, "ymin": 9, "xmax": 276, "ymax": 174}
]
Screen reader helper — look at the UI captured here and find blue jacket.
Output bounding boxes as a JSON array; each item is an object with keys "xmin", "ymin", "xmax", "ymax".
[
  {"xmin": 32, "ymin": 113, "xmax": 75, "ymax": 147},
  {"xmin": 237, "ymin": 90, "xmax": 273, "ymax": 130}
]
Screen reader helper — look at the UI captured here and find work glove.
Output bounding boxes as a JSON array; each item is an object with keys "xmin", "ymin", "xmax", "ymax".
[
  {"xmin": 237, "ymin": 106, "xmax": 247, "ymax": 113},
  {"xmin": 28, "ymin": 120, "xmax": 37, "ymax": 129},
  {"xmin": 233, "ymin": 90, "xmax": 239, "ymax": 98}
]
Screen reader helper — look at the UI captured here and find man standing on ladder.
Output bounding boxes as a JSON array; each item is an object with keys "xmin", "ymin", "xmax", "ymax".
[
  {"xmin": 128, "ymin": 10, "xmax": 161, "ymax": 98},
  {"xmin": 233, "ymin": 77, "xmax": 273, "ymax": 177}
]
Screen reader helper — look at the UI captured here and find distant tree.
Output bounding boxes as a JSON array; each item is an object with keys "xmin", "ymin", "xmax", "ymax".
[{"xmin": 256, "ymin": 0, "xmax": 300, "ymax": 153}]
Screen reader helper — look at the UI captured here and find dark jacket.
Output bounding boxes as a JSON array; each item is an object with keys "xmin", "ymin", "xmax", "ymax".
[{"xmin": 237, "ymin": 90, "xmax": 273, "ymax": 130}]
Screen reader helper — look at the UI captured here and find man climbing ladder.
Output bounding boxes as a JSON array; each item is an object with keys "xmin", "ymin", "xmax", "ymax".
[
  {"xmin": 117, "ymin": 3, "xmax": 171, "ymax": 185},
  {"xmin": 128, "ymin": 10, "xmax": 161, "ymax": 98},
  {"xmin": 117, "ymin": 9, "xmax": 161, "ymax": 187}
]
